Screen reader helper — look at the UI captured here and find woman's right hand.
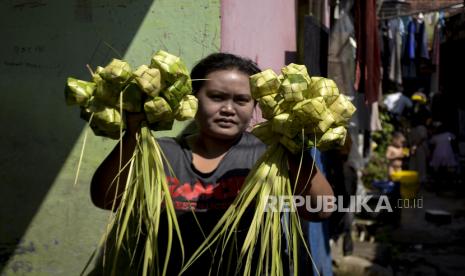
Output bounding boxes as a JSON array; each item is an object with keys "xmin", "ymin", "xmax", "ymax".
[
  {"xmin": 91, "ymin": 111, "xmax": 146, "ymax": 210},
  {"xmin": 125, "ymin": 112, "xmax": 146, "ymax": 136}
]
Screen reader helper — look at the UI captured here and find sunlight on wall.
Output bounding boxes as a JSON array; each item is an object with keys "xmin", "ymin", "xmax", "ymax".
[{"xmin": 1, "ymin": 0, "xmax": 219, "ymax": 274}]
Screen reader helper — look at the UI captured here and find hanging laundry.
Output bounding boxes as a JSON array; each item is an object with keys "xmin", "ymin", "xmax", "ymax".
[
  {"xmin": 416, "ymin": 14, "xmax": 430, "ymax": 60},
  {"xmin": 328, "ymin": 2, "xmax": 356, "ymax": 97},
  {"xmin": 430, "ymin": 12, "xmax": 445, "ymax": 95},
  {"xmin": 354, "ymin": 0, "xmax": 381, "ymax": 104},
  {"xmin": 425, "ymin": 12, "xmax": 440, "ymax": 51},
  {"xmin": 402, "ymin": 16, "xmax": 417, "ymax": 78},
  {"xmin": 354, "ymin": 93, "xmax": 382, "ymax": 132},
  {"xmin": 388, "ymin": 18, "xmax": 404, "ymax": 85}
]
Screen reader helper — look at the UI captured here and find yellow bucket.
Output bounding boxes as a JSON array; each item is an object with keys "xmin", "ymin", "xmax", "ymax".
[{"xmin": 391, "ymin": 170, "xmax": 419, "ymax": 199}]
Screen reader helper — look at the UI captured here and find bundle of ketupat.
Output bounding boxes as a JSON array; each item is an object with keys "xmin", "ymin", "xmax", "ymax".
[
  {"xmin": 250, "ymin": 63, "xmax": 355, "ymax": 153},
  {"xmin": 65, "ymin": 50, "xmax": 197, "ymax": 276},
  {"xmin": 183, "ymin": 64, "xmax": 355, "ymax": 276},
  {"xmin": 65, "ymin": 50, "xmax": 196, "ymax": 138}
]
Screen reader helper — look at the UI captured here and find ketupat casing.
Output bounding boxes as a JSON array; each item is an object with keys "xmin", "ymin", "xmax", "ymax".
[
  {"xmin": 317, "ymin": 126, "xmax": 347, "ymax": 150},
  {"xmin": 308, "ymin": 77, "xmax": 339, "ymax": 105},
  {"xmin": 281, "ymin": 63, "xmax": 310, "ymax": 78},
  {"xmin": 280, "ymin": 74, "xmax": 308, "ymax": 102},
  {"xmin": 133, "ymin": 64, "xmax": 163, "ymax": 97},
  {"xmin": 249, "ymin": 69, "xmax": 281, "ymax": 99},
  {"xmin": 65, "ymin": 77, "xmax": 95, "ymax": 106},
  {"xmin": 150, "ymin": 50, "xmax": 190, "ymax": 84},
  {"xmin": 271, "ymin": 113, "xmax": 301, "ymax": 138},
  {"xmin": 80, "ymin": 101, "xmax": 125, "ymax": 140},
  {"xmin": 143, "ymin": 96, "xmax": 173, "ymax": 124},
  {"xmin": 329, "ymin": 94, "xmax": 357, "ymax": 126},
  {"xmin": 175, "ymin": 95, "xmax": 198, "ymax": 121},
  {"xmin": 251, "ymin": 121, "xmax": 275, "ymax": 145},
  {"xmin": 99, "ymin": 59, "xmax": 132, "ymax": 85},
  {"xmin": 162, "ymin": 75, "xmax": 192, "ymax": 110},
  {"xmin": 93, "ymin": 74, "xmax": 122, "ymax": 107}
]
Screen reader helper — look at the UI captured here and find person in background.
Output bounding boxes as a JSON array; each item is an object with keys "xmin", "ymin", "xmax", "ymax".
[
  {"xmin": 429, "ymin": 122, "xmax": 458, "ymax": 191},
  {"xmin": 383, "ymin": 90, "xmax": 413, "ymax": 130},
  {"xmin": 386, "ymin": 131, "xmax": 407, "ymax": 177},
  {"xmin": 410, "ymin": 91, "xmax": 431, "ymax": 127},
  {"xmin": 408, "ymin": 114, "xmax": 430, "ymax": 186}
]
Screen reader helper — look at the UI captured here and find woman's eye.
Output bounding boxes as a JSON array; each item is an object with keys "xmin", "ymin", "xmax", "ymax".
[
  {"xmin": 210, "ymin": 95, "xmax": 223, "ymax": 101},
  {"xmin": 235, "ymin": 97, "xmax": 251, "ymax": 105}
]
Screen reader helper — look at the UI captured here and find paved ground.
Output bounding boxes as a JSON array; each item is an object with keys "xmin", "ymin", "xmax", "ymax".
[{"xmin": 331, "ymin": 184, "xmax": 465, "ymax": 276}]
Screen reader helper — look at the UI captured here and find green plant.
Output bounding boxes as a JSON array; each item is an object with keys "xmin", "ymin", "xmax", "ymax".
[
  {"xmin": 371, "ymin": 111, "xmax": 394, "ymax": 154},
  {"xmin": 361, "ymin": 109, "xmax": 394, "ymax": 188},
  {"xmin": 362, "ymin": 153, "xmax": 388, "ymax": 188}
]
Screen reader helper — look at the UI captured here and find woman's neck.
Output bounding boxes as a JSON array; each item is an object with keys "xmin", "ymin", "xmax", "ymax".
[
  {"xmin": 191, "ymin": 132, "xmax": 241, "ymax": 159},
  {"xmin": 187, "ymin": 133, "xmax": 241, "ymax": 174}
]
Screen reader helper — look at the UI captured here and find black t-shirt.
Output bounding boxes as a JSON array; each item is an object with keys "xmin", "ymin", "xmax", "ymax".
[{"xmin": 89, "ymin": 132, "xmax": 266, "ymax": 275}]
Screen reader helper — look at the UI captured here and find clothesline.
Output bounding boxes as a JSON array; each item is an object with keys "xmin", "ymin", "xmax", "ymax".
[{"xmin": 378, "ymin": 2, "xmax": 464, "ymax": 20}]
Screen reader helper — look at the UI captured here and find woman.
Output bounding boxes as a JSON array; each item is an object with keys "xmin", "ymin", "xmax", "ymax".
[{"xmin": 90, "ymin": 53, "xmax": 333, "ymax": 275}]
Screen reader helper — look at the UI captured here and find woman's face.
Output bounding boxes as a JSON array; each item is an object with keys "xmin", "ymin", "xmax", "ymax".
[{"xmin": 195, "ymin": 69, "xmax": 254, "ymax": 140}]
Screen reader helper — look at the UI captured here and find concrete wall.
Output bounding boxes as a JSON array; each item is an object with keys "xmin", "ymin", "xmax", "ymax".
[
  {"xmin": 221, "ymin": 0, "xmax": 297, "ymax": 73},
  {"xmin": 0, "ymin": 0, "xmax": 220, "ymax": 274}
]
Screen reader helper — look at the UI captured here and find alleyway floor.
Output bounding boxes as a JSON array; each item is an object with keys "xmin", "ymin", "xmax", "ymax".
[{"xmin": 332, "ymin": 184, "xmax": 465, "ymax": 275}]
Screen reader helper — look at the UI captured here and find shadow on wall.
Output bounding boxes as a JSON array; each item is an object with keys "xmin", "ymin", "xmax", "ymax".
[{"xmin": 0, "ymin": 0, "xmax": 155, "ymax": 271}]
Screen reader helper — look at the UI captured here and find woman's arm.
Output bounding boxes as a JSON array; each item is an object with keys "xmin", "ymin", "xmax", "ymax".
[
  {"xmin": 288, "ymin": 151, "xmax": 334, "ymax": 221},
  {"xmin": 90, "ymin": 113, "xmax": 145, "ymax": 210}
]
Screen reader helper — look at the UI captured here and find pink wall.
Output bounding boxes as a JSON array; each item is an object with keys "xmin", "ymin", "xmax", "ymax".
[{"xmin": 221, "ymin": 0, "xmax": 297, "ymax": 73}]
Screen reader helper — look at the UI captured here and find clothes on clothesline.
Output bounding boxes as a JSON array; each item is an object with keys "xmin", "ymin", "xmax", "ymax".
[
  {"xmin": 380, "ymin": 17, "xmax": 405, "ymax": 85},
  {"xmin": 354, "ymin": 0, "xmax": 381, "ymax": 104},
  {"xmin": 328, "ymin": 1, "xmax": 356, "ymax": 97},
  {"xmin": 354, "ymin": 93, "xmax": 382, "ymax": 132},
  {"xmin": 430, "ymin": 13, "xmax": 445, "ymax": 95},
  {"xmin": 379, "ymin": 12, "xmax": 445, "ymax": 88}
]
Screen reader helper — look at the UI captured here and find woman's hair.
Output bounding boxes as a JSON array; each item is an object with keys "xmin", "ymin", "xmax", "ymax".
[{"xmin": 190, "ymin": 52, "xmax": 261, "ymax": 93}]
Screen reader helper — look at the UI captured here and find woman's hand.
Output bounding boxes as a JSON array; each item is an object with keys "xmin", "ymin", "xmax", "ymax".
[
  {"xmin": 287, "ymin": 150, "xmax": 334, "ymax": 221},
  {"xmin": 125, "ymin": 112, "xmax": 146, "ymax": 136},
  {"xmin": 91, "ymin": 111, "xmax": 146, "ymax": 210}
]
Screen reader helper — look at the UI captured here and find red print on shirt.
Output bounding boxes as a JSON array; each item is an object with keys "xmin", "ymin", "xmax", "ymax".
[{"xmin": 166, "ymin": 176, "xmax": 246, "ymax": 210}]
